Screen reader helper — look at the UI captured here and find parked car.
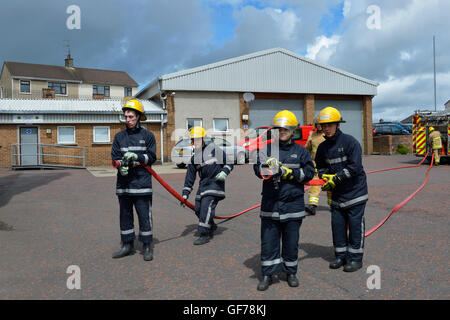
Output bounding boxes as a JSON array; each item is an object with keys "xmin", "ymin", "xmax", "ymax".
[
  {"xmin": 171, "ymin": 137, "xmax": 247, "ymax": 168},
  {"xmin": 373, "ymin": 123, "xmax": 411, "ymax": 136},
  {"xmin": 375, "ymin": 122, "xmax": 412, "ymax": 133},
  {"xmin": 237, "ymin": 125, "xmax": 314, "ymax": 161}
]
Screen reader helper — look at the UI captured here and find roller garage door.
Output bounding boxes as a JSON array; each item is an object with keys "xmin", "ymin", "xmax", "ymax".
[
  {"xmin": 315, "ymin": 100, "xmax": 363, "ymax": 147},
  {"xmin": 249, "ymin": 98, "xmax": 304, "ymax": 128}
]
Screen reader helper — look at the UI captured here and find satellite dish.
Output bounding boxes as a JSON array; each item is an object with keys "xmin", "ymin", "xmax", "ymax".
[{"xmin": 243, "ymin": 92, "xmax": 255, "ymax": 102}]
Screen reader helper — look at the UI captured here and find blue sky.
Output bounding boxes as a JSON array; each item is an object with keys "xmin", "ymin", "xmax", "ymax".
[{"xmin": 0, "ymin": 0, "xmax": 448, "ymax": 121}]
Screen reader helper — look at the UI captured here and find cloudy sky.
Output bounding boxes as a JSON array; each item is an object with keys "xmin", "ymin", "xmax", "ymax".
[{"xmin": 0, "ymin": 0, "xmax": 448, "ymax": 121}]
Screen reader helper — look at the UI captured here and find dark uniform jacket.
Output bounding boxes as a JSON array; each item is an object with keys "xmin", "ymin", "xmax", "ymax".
[
  {"xmin": 315, "ymin": 129, "xmax": 368, "ymax": 209},
  {"xmin": 182, "ymin": 143, "xmax": 233, "ymax": 201},
  {"xmin": 111, "ymin": 126, "xmax": 156, "ymax": 196},
  {"xmin": 253, "ymin": 140, "xmax": 315, "ymax": 221}
]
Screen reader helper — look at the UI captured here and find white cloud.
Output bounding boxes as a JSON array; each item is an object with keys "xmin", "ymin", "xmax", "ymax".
[
  {"xmin": 305, "ymin": 35, "xmax": 340, "ymax": 63},
  {"xmin": 400, "ymin": 51, "xmax": 411, "ymax": 61},
  {"xmin": 343, "ymin": 0, "xmax": 351, "ymax": 17}
]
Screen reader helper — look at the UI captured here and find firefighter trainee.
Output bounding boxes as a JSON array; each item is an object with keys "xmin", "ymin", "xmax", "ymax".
[
  {"xmin": 315, "ymin": 106, "xmax": 368, "ymax": 272},
  {"xmin": 181, "ymin": 126, "xmax": 234, "ymax": 246},
  {"xmin": 111, "ymin": 99, "xmax": 157, "ymax": 261},
  {"xmin": 253, "ymin": 110, "xmax": 315, "ymax": 291}
]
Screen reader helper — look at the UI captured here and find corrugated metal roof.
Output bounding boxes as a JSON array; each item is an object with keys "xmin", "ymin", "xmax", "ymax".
[
  {"xmin": 137, "ymin": 47, "xmax": 378, "ymax": 99},
  {"xmin": 0, "ymin": 98, "xmax": 165, "ymax": 114}
]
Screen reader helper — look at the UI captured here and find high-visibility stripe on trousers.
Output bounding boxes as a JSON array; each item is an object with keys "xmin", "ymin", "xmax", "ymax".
[
  {"xmin": 118, "ymin": 195, "xmax": 153, "ymax": 244},
  {"xmin": 331, "ymin": 202, "xmax": 366, "ymax": 262},
  {"xmin": 195, "ymin": 195, "xmax": 219, "ymax": 235},
  {"xmin": 260, "ymin": 218, "xmax": 302, "ymax": 276}
]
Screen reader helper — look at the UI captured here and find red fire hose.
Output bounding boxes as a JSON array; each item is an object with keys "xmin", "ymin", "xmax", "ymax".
[
  {"xmin": 364, "ymin": 152, "xmax": 433, "ymax": 237},
  {"xmin": 112, "ymin": 150, "xmax": 433, "ymax": 236}
]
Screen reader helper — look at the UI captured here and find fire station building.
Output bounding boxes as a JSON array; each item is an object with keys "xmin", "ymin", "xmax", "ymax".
[{"xmin": 137, "ymin": 47, "xmax": 378, "ymax": 160}]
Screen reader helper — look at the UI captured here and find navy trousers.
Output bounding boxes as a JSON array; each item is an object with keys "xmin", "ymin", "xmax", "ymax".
[
  {"xmin": 331, "ymin": 202, "xmax": 366, "ymax": 262},
  {"xmin": 118, "ymin": 195, "xmax": 153, "ymax": 244},
  {"xmin": 195, "ymin": 195, "xmax": 219, "ymax": 235},
  {"xmin": 260, "ymin": 218, "xmax": 303, "ymax": 276}
]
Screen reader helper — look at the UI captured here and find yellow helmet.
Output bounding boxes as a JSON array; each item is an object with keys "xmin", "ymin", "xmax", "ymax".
[
  {"xmin": 273, "ymin": 110, "xmax": 298, "ymax": 130},
  {"xmin": 189, "ymin": 126, "xmax": 206, "ymax": 139},
  {"xmin": 123, "ymin": 98, "xmax": 147, "ymax": 121},
  {"xmin": 429, "ymin": 126, "xmax": 435, "ymax": 132},
  {"xmin": 318, "ymin": 107, "xmax": 345, "ymax": 124}
]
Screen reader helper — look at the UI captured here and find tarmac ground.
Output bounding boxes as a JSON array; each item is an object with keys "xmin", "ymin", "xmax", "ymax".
[{"xmin": 0, "ymin": 155, "xmax": 449, "ymax": 300}]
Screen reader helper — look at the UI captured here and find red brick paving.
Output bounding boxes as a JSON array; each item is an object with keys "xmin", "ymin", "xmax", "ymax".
[{"xmin": 0, "ymin": 155, "xmax": 448, "ymax": 299}]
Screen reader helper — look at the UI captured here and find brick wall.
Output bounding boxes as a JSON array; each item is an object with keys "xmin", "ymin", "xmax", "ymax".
[
  {"xmin": 0, "ymin": 123, "xmax": 162, "ymax": 168},
  {"xmin": 373, "ymin": 135, "xmax": 412, "ymax": 155}
]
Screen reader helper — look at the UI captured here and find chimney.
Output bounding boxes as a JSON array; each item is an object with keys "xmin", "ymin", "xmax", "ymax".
[{"xmin": 65, "ymin": 54, "xmax": 74, "ymax": 68}]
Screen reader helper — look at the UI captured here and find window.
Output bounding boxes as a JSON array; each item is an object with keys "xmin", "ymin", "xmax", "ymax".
[
  {"xmin": 212, "ymin": 137, "xmax": 231, "ymax": 147},
  {"xmin": 124, "ymin": 87, "xmax": 132, "ymax": 97},
  {"xmin": 58, "ymin": 126, "xmax": 75, "ymax": 144},
  {"xmin": 93, "ymin": 85, "xmax": 110, "ymax": 97},
  {"xmin": 213, "ymin": 118, "xmax": 229, "ymax": 132},
  {"xmin": 20, "ymin": 80, "xmax": 30, "ymax": 93},
  {"xmin": 187, "ymin": 118, "xmax": 202, "ymax": 131},
  {"xmin": 48, "ymin": 82, "xmax": 67, "ymax": 95},
  {"xmin": 93, "ymin": 126, "xmax": 110, "ymax": 143}
]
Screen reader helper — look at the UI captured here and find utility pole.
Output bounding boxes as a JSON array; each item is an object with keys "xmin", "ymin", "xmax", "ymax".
[{"xmin": 433, "ymin": 35, "xmax": 437, "ymax": 111}]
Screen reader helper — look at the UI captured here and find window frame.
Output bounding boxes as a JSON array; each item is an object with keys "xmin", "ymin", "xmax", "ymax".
[
  {"xmin": 57, "ymin": 126, "xmax": 76, "ymax": 144},
  {"xmin": 186, "ymin": 118, "xmax": 203, "ymax": 131},
  {"xmin": 93, "ymin": 126, "xmax": 110, "ymax": 143},
  {"xmin": 20, "ymin": 80, "xmax": 31, "ymax": 94},
  {"xmin": 213, "ymin": 118, "xmax": 229, "ymax": 133},
  {"xmin": 93, "ymin": 85, "xmax": 110, "ymax": 97},
  {"xmin": 124, "ymin": 87, "xmax": 132, "ymax": 97},
  {"xmin": 48, "ymin": 82, "xmax": 67, "ymax": 95}
]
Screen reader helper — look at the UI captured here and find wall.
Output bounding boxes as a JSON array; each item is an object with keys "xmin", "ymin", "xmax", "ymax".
[
  {"xmin": 79, "ymin": 83, "xmax": 138, "ymax": 99},
  {"xmin": 12, "ymin": 79, "xmax": 79, "ymax": 99},
  {"xmin": 0, "ymin": 122, "xmax": 162, "ymax": 168},
  {"xmin": 373, "ymin": 135, "xmax": 412, "ymax": 155},
  {"xmin": 173, "ymin": 91, "xmax": 240, "ymax": 144},
  {"xmin": 0, "ymin": 66, "xmax": 12, "ymax": 98}
]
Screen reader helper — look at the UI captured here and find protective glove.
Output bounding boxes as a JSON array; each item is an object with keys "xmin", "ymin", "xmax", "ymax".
[
  {"xmin": 123, "ymin": 152, "xmax": 138, "ymax": 161},
  {"xmin": 180, "ymin": 195, "xmax": 188, "ymax": 207},
  {"xmin": 280, "ymin": 166, "xmax": 293, "ymax": 180},
  {"xmin": 265, "ymin": 157, "xmax": 279, "ymax": 169},
  {"xmin": 119, "ymin": 166, "xmax": 129, "ymax": 176},
  {"xmin": 215, "ymin": 171, "xmax": 228, "ymax": 182},
  {"xmin": 321, "ymin": 174, "xmax": 339, "ymax": 191}
]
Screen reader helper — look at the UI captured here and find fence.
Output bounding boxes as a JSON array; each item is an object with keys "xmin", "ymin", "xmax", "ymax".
[{"xmin": 11, "ymin": 143, "xmax": 85, "ymax": 169}]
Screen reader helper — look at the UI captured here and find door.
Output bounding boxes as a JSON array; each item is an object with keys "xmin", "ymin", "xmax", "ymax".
[
  {"xmin": 20, "ymin": 127, "xmax": 38, "ymax": 165},
  {"xmin": 249, "ymin": 98, "xmax": 304, "ymax": 129}
]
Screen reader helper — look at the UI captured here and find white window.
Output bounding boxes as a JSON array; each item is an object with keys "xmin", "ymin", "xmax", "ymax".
[
  {"xmin": 93, "ymin": 126, "xmax": 110, "ymax": 143},
  {"xmin": 58, "ymin": 126, "xmax": 75, "ymax": 144},
  {"xmin": 213, "ymin": 118, "xmax": 229, "ymax": 132},
  {"xmin": 20, "ymin": 80, "xmax": 31, "ymax": 93},
  {"xmin": 187, "ymin": 118, "xmax": 202, "ymax": 131}
]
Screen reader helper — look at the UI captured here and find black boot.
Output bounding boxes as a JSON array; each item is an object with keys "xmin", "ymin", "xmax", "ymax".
[
  {"xmin": 257, "ymin": 275, "xmax": 272, "ymax": 291},
  {"xmin": 329, "ymin": 258, "xmax": 345, "ymax": 269},
  {"xmin": 143, "ymin": 243, "xmax": 153, "ymax": 261},
  {"xmin": 112, "ymin": 242, "xmax": 135, "ymax": 259},
  {"xmin": 194, "ymin": 235, "xmax": 211, "ymax": 245},
  {"xmin": 306, "ymin": 204, "xmax": 317, "ymax": 216},
  {"xmin": 287, "ymin": 274, "xmax": 299, "ymax": 287},
  {"xmin": 343, "ymin": 260, "xmax": 363, "ymax": 272}
]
